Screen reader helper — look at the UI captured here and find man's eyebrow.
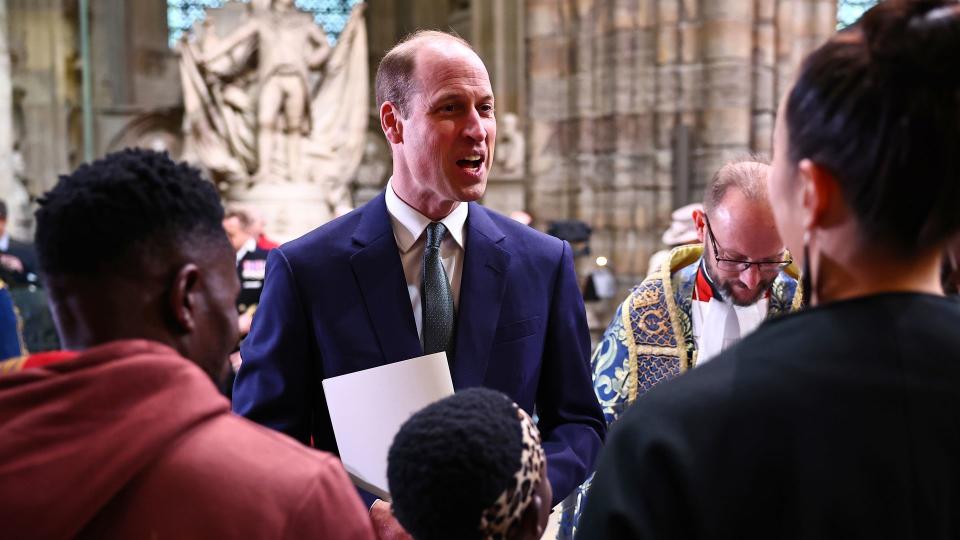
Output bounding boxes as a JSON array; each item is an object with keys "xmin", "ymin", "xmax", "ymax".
[{"xmin": 429, "ymin": 91, "xmax": 495, "ymax": 104}]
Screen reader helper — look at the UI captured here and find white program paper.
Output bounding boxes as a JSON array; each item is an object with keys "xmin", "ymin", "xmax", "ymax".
[{"xmin": 322, "ymin": 352, "xmax": 454, "ymax": 500}]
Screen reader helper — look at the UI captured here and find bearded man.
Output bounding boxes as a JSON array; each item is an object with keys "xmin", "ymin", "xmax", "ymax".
[{"xmin": 591, "ymin": 158, "xmax": 802, "ymax": 425}]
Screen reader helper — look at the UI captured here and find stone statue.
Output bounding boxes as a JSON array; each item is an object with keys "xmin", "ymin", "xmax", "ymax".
[
  {"xmin": 494, "ymin": 112, "xmax": 525, "ymax": 178},
  {"xmin": 195, "ymin": 0, "xmax": 330, "ymax": 182},
  {"xmin": 178, "ymin": 1, "xmax": 369, "ymax": 241},
  {"xmin": 354, "ymin": 133, "xmax": 390, "ymax": 207}
]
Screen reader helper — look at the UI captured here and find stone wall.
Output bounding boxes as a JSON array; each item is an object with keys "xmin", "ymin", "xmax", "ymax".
[{"xmin": 525, "ymin": 0, "xmax": 835, "ymax": 326}]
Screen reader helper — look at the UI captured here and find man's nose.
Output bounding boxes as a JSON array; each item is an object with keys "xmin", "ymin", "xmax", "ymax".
[
  {"xmin": 740, "ymin": 264, "xmax": 761, "ymax": 289},
  {"xmin": 462, "ymin": 107, "xmax": 487, "ymax": 142}
]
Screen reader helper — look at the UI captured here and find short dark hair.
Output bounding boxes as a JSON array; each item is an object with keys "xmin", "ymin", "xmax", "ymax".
[
  {"xmin": 224, "ymin": 207, "xmax": 253, "ymax": 229},
  {"xmin": 0, "ymin": 199, "xmax": 7, "ymax": 220},
  {"xmin": 785, "ymin": 0, "xmax": 960, "ymax": 255},
  {"xmin": 35, "ymin": 149, "xmax": 226, "ymax": 277},
  {"xmin": 387, "ymin": 388, "xmax": 524, "ymax": 540},
  {"xmin": 375, "ymin": 30, "xmax": 474, "ymax": 118}
]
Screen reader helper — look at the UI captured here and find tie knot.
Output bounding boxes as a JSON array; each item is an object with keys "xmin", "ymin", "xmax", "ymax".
[{"xmin": 425, "ymin": 222, "xmax": 447, "ymax": 250}]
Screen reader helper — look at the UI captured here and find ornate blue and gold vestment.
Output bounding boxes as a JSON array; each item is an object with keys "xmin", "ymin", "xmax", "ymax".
[
  {"xmin": 557, "ymin": 244, "xmax": 801, "ymax": 537},
  {"xmin": 592, "ymin": 244, "xmax": 802, "ymax": 425}
]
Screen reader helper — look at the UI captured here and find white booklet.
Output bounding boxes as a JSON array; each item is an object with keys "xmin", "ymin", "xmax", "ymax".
[{"xmin": 322, "ymin": 352, "xmax": 455, "ymax": 500}]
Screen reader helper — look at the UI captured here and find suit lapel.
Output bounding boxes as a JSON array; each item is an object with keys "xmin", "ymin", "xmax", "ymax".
[
  {"xmin": 349, "ymin": 193, "xmax": 423, "ymax": 365},
  {"xmin": 452, "ymin": 204, "xmax": 510, "ymax": 387}
]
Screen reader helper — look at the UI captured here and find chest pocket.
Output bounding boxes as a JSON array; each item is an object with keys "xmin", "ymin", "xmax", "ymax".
[{"xmin": 493, "ymin": 316, "xmax": 540, "ymax": 344}]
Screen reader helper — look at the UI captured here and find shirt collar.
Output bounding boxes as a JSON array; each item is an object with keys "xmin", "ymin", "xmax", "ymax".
[
  {"xmin": 694, "ymin": 258, "xmax": 773, "ymax": 304},
  {"xmin": 385, "ymin": 178, "xmax": 468, "ymax": 253},
  {"xmin": 0, "ymin": 233, "xmax": 9, "ymax": 251},
  {"xmin": 236, "ymin": 237, "xmax": 257, "ymax": 263}
]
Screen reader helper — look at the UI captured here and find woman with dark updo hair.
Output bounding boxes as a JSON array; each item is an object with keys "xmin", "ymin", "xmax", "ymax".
[{"xmin": 579, "ymin": 2, "xmax": 960, "ymax": 538}]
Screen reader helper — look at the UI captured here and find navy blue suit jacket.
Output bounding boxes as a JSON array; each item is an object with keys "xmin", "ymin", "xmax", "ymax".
[{"xmin": 233, "ymin": 193, "xmax": 605, "ymax": 504}]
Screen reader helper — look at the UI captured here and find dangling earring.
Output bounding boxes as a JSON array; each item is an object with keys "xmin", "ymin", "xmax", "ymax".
[{"xmin": 801, "ymin": 230, "xmax": 812, "ymax": 309}]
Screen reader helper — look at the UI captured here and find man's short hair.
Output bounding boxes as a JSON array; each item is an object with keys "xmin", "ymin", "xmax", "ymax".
[
  {"xmin": 35, "ymin": 149, "xmax": 226, "ymax": 278},
  {"xmin": 387, "ymin": 387, "xmax": 525, "ymax": 540},
  {"xmin": 0, "ymin": 199, "xmax": 7, "ymax": 220},
  {"xmin": 224, "ymin": 207, "xmax": 253, "ymax": 230},
  {"xmin": 703, "ymin": 157, "xmax": 771, "ymax": 214},
  {"xmin": 375, "ymin": 30, "xmax": 474, "ymax": 118}
]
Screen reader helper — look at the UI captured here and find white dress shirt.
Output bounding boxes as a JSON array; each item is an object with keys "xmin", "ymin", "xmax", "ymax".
[
  {"xmin": 236, "ymin": 237, "xmax": 257, "ymax": 263},
  {"xmin": 692, "ymin": 296, "xmax": 767, "ymax": 365},
  {"xmin": 385, "ymin": 179, "xmax": 468, "ymax": 343}
]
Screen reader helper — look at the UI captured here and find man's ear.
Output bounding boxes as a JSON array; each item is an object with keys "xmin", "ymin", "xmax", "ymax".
[
  {"xmin": 692, "ymin": 208, "xmax": 707, "ymax": 244},
  {"xmin": 797, "ymin": 159, "xmax": 840, "ymax": 230},
  {"xmin": 168, "ymin": 263, "xmax": 201, "ymax": 334},
  {"xmin": 381, "ymin": 101, "xmax": 403, "ymax": 144},
  {"xmin": 515, "ymin": 494, "xmax": 546, "ymax": 540}
]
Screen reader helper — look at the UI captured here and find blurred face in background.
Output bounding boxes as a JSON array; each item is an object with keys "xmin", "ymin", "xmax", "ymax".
[{"xmin": 222, "ymin": 216, "xmax": 252, "ymax": 253}]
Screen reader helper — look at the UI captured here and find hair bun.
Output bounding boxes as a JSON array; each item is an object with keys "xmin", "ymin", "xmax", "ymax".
[{"xmin": 861, "ymin": 0, "xmax": 960, "ymax": 85}]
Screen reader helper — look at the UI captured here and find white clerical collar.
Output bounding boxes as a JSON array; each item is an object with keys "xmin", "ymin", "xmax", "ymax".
[
  {"xmin": 385, "ymin": 178, "xmax": 468, "ymax": 253},
  {"xmin": 236, "ymin": 237, "xmax": 257, "ymax": 263},
  {"xmin": 0, "ymin": 233, "xmax": 8, "ymax": 252}
]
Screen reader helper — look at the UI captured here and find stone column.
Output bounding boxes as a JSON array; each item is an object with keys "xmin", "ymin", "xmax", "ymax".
[
  {"xmin": 0, "ymin": 0, "xmax": 24, "ymax": 239},
  {"xmin": 526, "ymin": 0, "xmax": 837, "ymax": 331}
]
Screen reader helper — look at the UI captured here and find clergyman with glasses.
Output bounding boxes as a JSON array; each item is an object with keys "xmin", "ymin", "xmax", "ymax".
[{"xmin": 590, "ymin": 158, "xmax": 802, "ymax": 427}]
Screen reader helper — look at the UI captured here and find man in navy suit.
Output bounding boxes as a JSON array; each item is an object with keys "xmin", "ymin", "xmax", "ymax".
[{"xmin": 233, "ymin": 30, "xmax": 605, "ymax": 528}]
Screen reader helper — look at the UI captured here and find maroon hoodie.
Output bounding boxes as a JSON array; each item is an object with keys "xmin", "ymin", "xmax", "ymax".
[{"xmin": 0, "ymin": 340, "xmax": 376, "ymax": 539}]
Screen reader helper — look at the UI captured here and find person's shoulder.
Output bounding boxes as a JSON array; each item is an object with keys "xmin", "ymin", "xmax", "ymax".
[
  {"xmin": 617, "ymin": 269, "xmax": 671, "ymax": 315},
  {"xmin": 130, "ymin": 413, "xmax": 373, "ymax": 538},
  {"xmin": 282, "ymin": 206, "xmax": 365, "ymax": 253},
  {"xmin": 472, "ymin": 204, "xmax": 564, "ymax": 258},
  {"xmin": 156, "ymin": 412, "xmax": 354, "ymax": 501},
  {"xmin": 277, "ymin": 199, "xmax": 379, "ymax": 268}
]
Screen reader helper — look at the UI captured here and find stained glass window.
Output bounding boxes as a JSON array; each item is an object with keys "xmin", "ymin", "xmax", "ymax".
[
  {"xmin": 168, "ymin": 0, "xmax": 362, "ymax": 47},
  {"xmin": 837, "ymin": 0, "xmax": 881, "ymax": 29}
]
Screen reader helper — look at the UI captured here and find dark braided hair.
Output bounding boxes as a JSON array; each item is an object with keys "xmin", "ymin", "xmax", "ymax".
[
  {"xmin": 785, "ymin": 0, "xmax": 960, "ymax": 255},
  {"xmin": 35, "ymin": 148, "xmax": 226, "ymax": 277},
  {"xmin": 387, "ymin": 388, "xmax": 524, "ymax": 540}
]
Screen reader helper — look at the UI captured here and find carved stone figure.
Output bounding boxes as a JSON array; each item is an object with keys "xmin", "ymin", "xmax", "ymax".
[
  {"xmin": 178, "ymin": 1, "xmax": 369, "ymax": 240},
  {"xmin": 493, "ymin": 112, "xmax": 525, "ymax": 178},
  {"xmin": 196, "ymin": 0, "xmax": 330, "ymax": 182}
]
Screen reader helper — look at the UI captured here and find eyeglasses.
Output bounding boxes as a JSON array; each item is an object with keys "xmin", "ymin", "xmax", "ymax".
[{"xmin": 704, "ymin": 215, "xmax": 792, "ymax": 273}]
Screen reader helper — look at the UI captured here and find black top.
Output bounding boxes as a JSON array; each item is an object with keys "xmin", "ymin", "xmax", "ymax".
[
  {"xmin": 579, "ymin": 293, "xmax": 960, "ymax": 540},
  {"xmin": 0, "ymin": 238, "xmax": 39, "ymax": 287},
  {"xmin": 235, "ymin": 247, "xmax": 269, "ymax": 314}
]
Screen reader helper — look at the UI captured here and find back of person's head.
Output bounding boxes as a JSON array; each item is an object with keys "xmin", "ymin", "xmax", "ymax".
[
  {"xmin": 35, "ymin": 149, "xmax": 239, "ymax": 380},
  {"xmin": 388, "ymin": 388, "xmax": 551, "ymax": 540},
  {"xmin": 784, "ymin": 0, "xmax": 960, "ymax": 255},
  {"xmin": 37, "ymin": 149, "xmax": 226, "ymax": 279}
]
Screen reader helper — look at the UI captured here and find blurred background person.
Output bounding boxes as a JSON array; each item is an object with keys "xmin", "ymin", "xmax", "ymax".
[
  {"xmin": 223, "ymin": 207, "xmax": 268, "ymax": 337},
  {"xmin": 581, "ymin": 2, "xmax": 960, "ymax": 537},
  {"xmin": 0, "ymin": 199, "xmax": 39, "ymax": 288}
]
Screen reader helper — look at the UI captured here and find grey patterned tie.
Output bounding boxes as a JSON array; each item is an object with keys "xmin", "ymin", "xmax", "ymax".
[{"xmin": 422, "ymin": 222, "xmax": 455, "ymax": 360}]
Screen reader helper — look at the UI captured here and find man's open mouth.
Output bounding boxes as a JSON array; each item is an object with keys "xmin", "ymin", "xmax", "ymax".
[{"xmin": 456, "ymin": 155, "xmax": 484, "ymax": 170}]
